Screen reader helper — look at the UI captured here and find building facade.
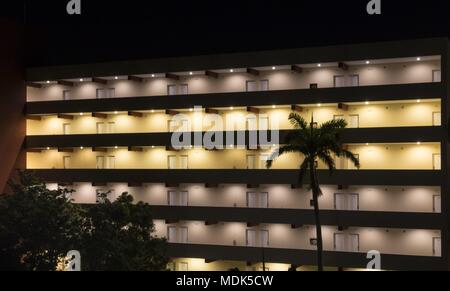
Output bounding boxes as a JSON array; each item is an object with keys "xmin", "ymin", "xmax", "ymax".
[{"xmin": 20, "ymin": 38, "xmax": 450, "ymax": 271}]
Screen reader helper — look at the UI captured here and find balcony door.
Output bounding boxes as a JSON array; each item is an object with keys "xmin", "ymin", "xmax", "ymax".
[
  {"xmin": 168, "ymin": 156, "xmax": 177, "ymax": 169},
  {"xmin": 246, "ymin": 80, "xmax": 258, "ymax": 92},
  {"xmin": 63, "ymin": 156, "xmax": 71, "ymax": 169},
  {"xmin": 246, "ymin": 229, "xmax": 269, "ymax": 247},
  {"xmin": 433, "ymin": 237, "xmax": 442, "ymax": 257},
  {"xmin": 168, "ymin": 191, "xmax": 188, "ymax": 206},
  {"xmin": 334, "ymin": 193, "xmax": 359, "ymax": 211},
  {"xmin": 106, "ymin": 156, "xmax": 115, "ymax": 169},
  {"xmin": 433, "ymin": 154, "xmax": 441, "ymax": 170},
  {"xmin": 168, "ymin": 227, "xmax": 188, "ymax": 243},
  {"xmin": 348, "ymin": 115, "xmax": 360, "ymax": 128},
  {"xmin": 247, "ymin": 155, "xmax": 256, "ymax": 169},
  {"xmin": 179, "ymin": 84, "xmax": 189, "ymax": 95},
  {"xmin": 247, "ymin": 192, "xmax": 269, "ymax": 208},
  {"xmin": 63, "ymin": 123, "xmax": 71, "ymax": 135},
  {"xmin": 334, "ymin": 233, "xmax": 359, "ymax": 252},
  {"xmin": 179, "ymin": 156, "xmax": 189, "ymax": 170},
  {"xmin": 167, "ymin": 85, "xmax": 177, "ymax": 96},
  {"xmin": 433, "ymin": 112, "xmax": 441, "ymax": 126},
  {"xmin": 96, "ymin": 156, "xmax": 105, "ymax": 169},
  {"xmin": 433, "ymin": 195, "xmax": 441, "ymax": 213}
]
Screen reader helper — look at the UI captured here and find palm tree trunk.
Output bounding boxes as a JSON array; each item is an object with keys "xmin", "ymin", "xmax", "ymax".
[{"xmin": 310, "ymin": 161, "xmax": 324, "ymax": 271}]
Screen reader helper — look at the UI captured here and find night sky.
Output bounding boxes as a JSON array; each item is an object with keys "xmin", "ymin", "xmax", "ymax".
[{"xmin": 2, "ymin": 0, "xmax": 450, "ymax": 67}]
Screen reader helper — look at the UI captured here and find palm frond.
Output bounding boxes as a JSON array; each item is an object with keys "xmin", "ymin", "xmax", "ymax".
[
  {"xmin": 319, "ymin": 118, "xmax": 347, "ymax": 134},
  {"xmin": 341, "ymin": 149, "xmax": 360, "ymax": 169},
  {"xmin": 288, "ymin": 113, "xmax": 308, "ymax": 130},
  {"xmin": 318, "ymin": 152, "xmax": 335, "ymax": 175},
  {"xmin": 266, "ymin": 145, "xmax": 303, "ymax": 169}
]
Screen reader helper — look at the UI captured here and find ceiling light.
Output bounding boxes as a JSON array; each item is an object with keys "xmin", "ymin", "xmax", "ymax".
[
  {"xmin": 46, "ymin": 81, "xmax": 50, "ymax": 84},
  {"xmin": 151, "ymin": 110, "xmax": 155, "ymax": 113},
  {"xmin": 80, "ymin": 146, "xmax": 84, "ymax": 150},
  {"xmin": 417, "ymin": 99, "xmax": 421, "ymax": 103},
  {"xmin": 365, "ymin": 61, "xmax": 370, "ymax": 65},
  {"xmin": 230, "ymin": 107, "xmax": 234, "ymax": 111},
  {"xmin": 46, "ymin": 147, "xmax": 50, "ymax": 150},
  {"xmin": 317, "ymin": 104, "xmax": 322, "ymax": 107},
  {"xmin": 272, "ymin": 66, "xmax": 276, "ymax": 70},
  {"xmin": 151, "ymin": 74, "xmax": 155, "ymax": 78},
  {"xmin": 272, "ymin": 105, "xmax": 276, "ymax": 109},
  {"xmin": 79, "ymin": 113, "xmax": 84, "ymax": 116},
  {"xmin": 366, "ymin": 143, "xmax": 369, "ymax": 146},
  {"xmin": 114, "ymin": 76, "xmax": 118, "ymax": 80},
  {"xmin": 417, "ymin": 57, "xmax": 421, "ymax": 61},
  {"xmin": 417, "ymin": 142, "xmax": 421, "ymax": 145},
  {"xmin": 189, "ymin": 72, "xmax": 193, "ymax": 75},
  {"xmin": 317, "ymin": 64, "xmax": 322, "ymax": 67},
  {"xmin": 230, "ymin": 69, "xmax": 234, "ymax": 73},
  {"xmin": 79, "ymin": 78, "xmax": 84, "ymax": 82},
  {"xmin": 114, "ymin": 146, "xmax": 118, "ymax": 149},
  {"xmin": 189, "ymin": 108, "xmax": 194, "ymax": 112},
  {"xmin": 114, "ymin": 111, "xmax": 118, "ymax": 114},
  {"xmin": 151, "ymin": 146, "xmax": 155, "ymax": 149},
  {"xmin": 365, "ymin": 101, "xmax": 370, "ymax": 105}
]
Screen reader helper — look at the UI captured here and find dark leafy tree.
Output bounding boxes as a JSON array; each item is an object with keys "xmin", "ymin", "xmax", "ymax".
[
  {"xmin": 0, "ymin": 171, "xmax": 82, "ymax": 271},
  {"xmin": 79, "ymin": 193, "xmax": 169, "ymax": 271},
  {"xmin": 266, "ymin": 114, "xmax": 360, "ymax": 271}
]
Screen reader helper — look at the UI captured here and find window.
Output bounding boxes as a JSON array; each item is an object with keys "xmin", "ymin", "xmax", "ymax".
[
  {"xmin": 168, "ymin": 191, "xmax": 189, "ymax": 206},
  {"xmin": 433, "ymin": 70, "xmax": 441, "ymax": 83},
  {"xmin": 96, "ymin": 156, "xmax": 105, "ymax": 169},
  {"xmin": 333, "ymin": 233, "xmax": 359, "ymax": 252},
  {"xmin": 106, "ymin": 156, "xmax": 116, "ymax": 169},
  {"xmin": 63, "ymin": 123, "xmax": 71, "ymax": 135},
  {"xmin": 433, "ymin": 237, "xmax": 442, "ymax": 257},
  {"xmin": 433, "ymin": 154, "xmax": 441, "ymax": 170},
  {"xmin": 168, "ymin": 227, "xmax": 188, "ymax": 243},
  {"xmin": 433, "ymin": 112, "xmax": 441, "ymax": 126},
  {"xmin": 63, "ymin": 90, "xmax": 72, "ymax": 100},
  {"xmin": 259, "ymin": 116, "xmax": 269, "ymax": 130},
  {"xmin": 334, "ymin": 75, "xmax": 359, "ymax": 87},
  {"xmin": 247, "ymin": 155, "xmax": 256, "ymax": 169},
  {"xmin": 96, "ymin": 122, "xmax": 106, "ymax": 134},
  {"xmin": 168, "ymin": 156, "xmax": 177, "ymax": 169},
  {"xmin": 247, "ymin": 192, "xmax": 269, "ymax": 208},
  {"xmin": 246, "ymin": 229, "xmax": 269, "ymax": 247},
  {"xmin": 167, "ymin": 85, "xmax": 177, "ymax": 96},
  {"xmin": 348, "ymin": 115, "xmax": 360, "ymax": 128},
  {"xmin": 179, "ymin": 156, "xmax": 189, "ymax": 170},
  {"xmin": 179, "ymin": 84, "xmax": 189, "ymax": 95},
  {"xmin": 433, "ymin": 195, "xmax": 441, "ymax": 213},
  {"xmin": 96, "ymin": 88, "xmax": 115, "ymax": 99},
  {"xmin": 334, "ymin": 193, "xmax": 359, "ymax": 211},
  {"xmin": 334, "ymin": 75, "xmax": 346, "ymax": 88},
  {"xmin": 107, "ymin": 122, "xmax": 116, "ymax": 134},
  {"xmin": 63, "ymin": 156, "xmax": 71, "ymax": 169},
  {"xmin": 246, "ymin": 80, "xmax": 258, "ymax": 92},
  {"xmin": 260, "ymin": 80, "xmax": 269, "ymax": 91}
]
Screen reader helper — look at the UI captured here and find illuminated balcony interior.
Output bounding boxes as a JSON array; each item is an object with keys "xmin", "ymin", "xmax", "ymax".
[
  {"xmin": 27, "ymin": 143, "xmax": 441, "ymax": 170},
  {"xmin": 46, "ymin": 183, "xmax": 441, "ymax": 214},
  {"xmin": 27, "ymin": 56, "xmax": 441, "ymax": 102},
  {"xmin": 153, "ymin": 220, "xmax": 441, "ymax": 257},
  {"xmin": 26, "ymin": 99, "xmax": 442, "ymax": 136}
]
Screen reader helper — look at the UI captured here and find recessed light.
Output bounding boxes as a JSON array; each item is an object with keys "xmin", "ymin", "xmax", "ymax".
[
  {"xmin": 151, "ymin": 74, "xmax": 155, "ymax": 78},
  {"xmin": 317, "ymin": 64, "xmax": 322, "ymax": 67},
  {"xmin": 114, "ymin": 76, "xmax": 118, "ymax": 80},
  {"xmin": 79, "ymin": 113, "xmax": 84, "ymax": 116},
  {"xmin": 317, "ymin": 104, "xmax": 322, "ymax": 107},
  {"xmin": 417, "ymin": 100, "xmax": 421, "ymax": 103},
  {"xmin": 114, "ymin": 111, "xmax": 118, "ymax": 114},
  {"xmin": 365, "ymin": 101, "xmax": 370, "ymax": 105},
  {"xmin": 366, "ymin": 143, "xmax": 369, "ymax": 146},
  {"xmin": 230, "ymin": 107, "xmax": 234, "ymax": 111},
  {"xmin": 365, "ymin": 61, "xmax": 370, "ymax": 65},
  {"xmin": 230, "ymin": 69, "xmax": 234, "ymax": 73},
  {"xmin": 114, "ymin": 146, "xmax": 118, "ymax": 149},
  {"xmin": 151, "ymin": 110, "xmax": 155, "ymax": 113},
  {"xmin": 79, "ymin": 78, "xmax": 84, "ymax": 82},
  {"xmin": 189, "ymin": 108, "xmax": 194, "ymax": 112},
  {"xmin": 189, "ymin": 72, "xmax": 193, "ymax": 75},
  {"xmin": 46, "ymin": 80, "xmax": 50, "ymax": 84},
  {"xmin": 272, "ymin": 66, "xmax": 276, "ymax": 70},
  {"xmin": 46, "ymin": 147, "xmax": 50, "ymax": 150},
  {"xmin": 151, "ymin": 146, "xmax": 155, "ymax": 149},
  {"xmin": 417, "ymin": 142, "xmax": 421, "ymax": 145},
  {"xmin": 272, "ymin": 105, "xmax": 276, "ymax": 109},
  {"xmin": 417, "ymin": 57, "xmax": 421, "ymax": 61},
  {"xmin": 80, "ymin": 146, "xmax": 84, "ymax": 150}
]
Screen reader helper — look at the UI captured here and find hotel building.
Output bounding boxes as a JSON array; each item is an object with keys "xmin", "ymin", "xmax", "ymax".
[{"xmin": 2, "ymin": 36, "xmax": 450, "ymax": 270}]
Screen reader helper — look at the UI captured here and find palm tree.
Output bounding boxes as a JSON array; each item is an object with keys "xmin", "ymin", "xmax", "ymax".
[{"xmin": 266, "ymin": 113, "xmax": 360, "ymax": 271}]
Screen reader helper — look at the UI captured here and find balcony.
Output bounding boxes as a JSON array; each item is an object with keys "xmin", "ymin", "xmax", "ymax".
[
  {"xmin": 166, "ymin": 243, "xmax": 445, "ymax": 271},
  {"xmin": 31, "ymin": 169, "xmax": 443, "ymax": 186}
]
